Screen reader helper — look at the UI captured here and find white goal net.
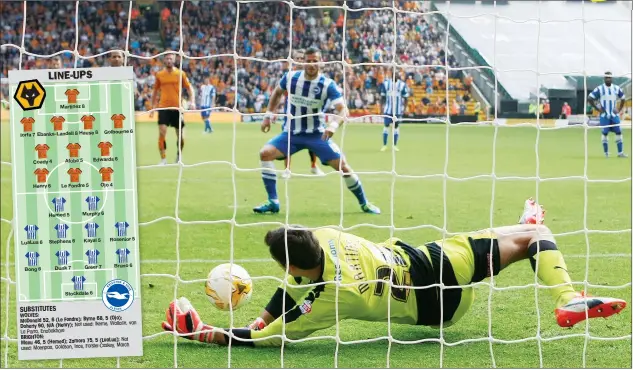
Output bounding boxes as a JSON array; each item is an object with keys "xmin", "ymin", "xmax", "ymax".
[{"xmin": 1, "ymin": 0, "xmax": 631, "ymax": 368}]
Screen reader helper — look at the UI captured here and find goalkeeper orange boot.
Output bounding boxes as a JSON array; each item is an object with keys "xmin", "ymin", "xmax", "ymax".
[
  {"xmin": 518, "ymin": 197, "xmax": 545, "ymax": 225},
  {"xmin": 555, "ymin": 291, "xmax": 627, "ymax": 327}
]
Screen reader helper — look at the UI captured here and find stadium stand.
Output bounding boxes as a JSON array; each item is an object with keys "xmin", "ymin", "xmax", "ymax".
[{"xmin": 1, "ymin": 1, "xmax": 479, "ymax": 118}]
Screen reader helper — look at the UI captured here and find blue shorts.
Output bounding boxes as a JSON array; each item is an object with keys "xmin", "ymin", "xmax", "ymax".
[
  {"xmin": 268, "ymin": 132, "xmax": 341, "ymax": 164},
  {"xmin": 384, "ymin": 115, "xmax": 402, "ymax": 128},
  {"xmin": 200, "ymin": 105, "xmax": 211, "ymax": 119},
  {"xmin": 600, "ymin": 115, "xmax": 621, "ymax": 135}
]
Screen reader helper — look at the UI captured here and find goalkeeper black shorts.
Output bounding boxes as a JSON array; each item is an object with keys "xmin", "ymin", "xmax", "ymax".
[{"xmin": 397, "ymin": 233, "xmax": 501, "ymax": 327}]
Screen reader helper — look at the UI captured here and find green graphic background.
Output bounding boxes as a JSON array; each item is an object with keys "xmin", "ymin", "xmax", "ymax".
[{"xmin": 11, "ymin": 80, "xmax": 140, "ymax": 303}]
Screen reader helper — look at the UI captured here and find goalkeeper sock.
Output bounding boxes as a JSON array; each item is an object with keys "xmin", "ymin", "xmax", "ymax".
[
  {"xmin": 602, "ymin": 134, "xmax": 608, "ymax": 154},
  {"xmin": 261, "ymin": 160, "xmax": 278, "ymax": 201},
  {"xmin": 616, "ymin": 134, "xmax": 623, "ymax": 153},
  {"xmin": 159, "ymin": 135, "xmax": 166, "ymax": 159},
  {"xmin": 394, "ymin": 127, "xmax": 400, "ymax": 146},
  {"xmin": 382, "ymin": 127, "xmax": 388, "ymax": 146},
  {"xmin": 344, "ymin": 173, "xmax": 368, "ymax": 205},
  {"xmin": 527, "ymin": 240, "xmax": 577, "ymax": 308}
]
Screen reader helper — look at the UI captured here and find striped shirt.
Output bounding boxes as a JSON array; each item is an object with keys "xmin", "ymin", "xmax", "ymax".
[
  {"xmin": 86, "ymin": 249, "xmax": 100, "ymax": 265},
  {"xmin": 279, "ymin": 71, "xmax": 344, "ymax": 134},
  {"xmin": 24, "ymin": 225, "xmax": 38, "ymax": 240},
  {"xmin": 116, "ymin": 248, "xmax": 130, "ymax": 264},
  {"xmin": 52, "ymin": 197, "xmax": 66, "ymax": 212},
  {"xmin": 115, "ymin": 221, "xmax": 129, "ymax": 237},
  {"xmin": 199, "ymin": 84, "xmax": 216, "ymax": 107},
  {"xmin": 380, "ymin": 79, "xmax": 409, "ymax": 116},
  {"xmin": 56, "ymin": 250, "xmax": 70, "ymax": 265},
  {"xmin": 85, "ymin": 222, "xmax": 99, "ymax": 238},
  {"xmin": 589, "ymin": 83, "xmax": 625, "ymax": 119},
  {"xmin": 85, "ymin": 196, "xmax": 100, "ymax": 211},
  {"xmin": 54, "ymin": 223, "xmax": 69, "ymax": 239},
  {"xmin": 25, "ymin": 251, "xmax": 39, "ymax": 267},
  {"xmin": 72, "ymin": 275, "xmax": 86, "ymax": 290}
]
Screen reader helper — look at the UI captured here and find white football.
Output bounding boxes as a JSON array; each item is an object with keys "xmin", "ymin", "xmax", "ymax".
[{"xmin": 205, "ymin": 263, "xmax": 253, "ymax": 311}]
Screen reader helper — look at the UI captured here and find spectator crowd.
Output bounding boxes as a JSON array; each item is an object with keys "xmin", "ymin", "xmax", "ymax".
[{"xmin": 2, "ymin": 0, "xmax": 473, "ymax": 116}]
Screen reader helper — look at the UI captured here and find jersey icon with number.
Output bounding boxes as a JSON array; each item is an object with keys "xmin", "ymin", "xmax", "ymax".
[
  {"xmin": 111, "ymin": 114, "xmax": 126, "ymax": 129},
  {"xmin": 66, "ymin": 143, "xmax": 81, "ymax": 158},
  {"xmin": 99, "ymin": 167, "xmax": 114, "ymax": 182},
  {"xmin": 50, "ymin": 116, "xmax": 65, "ymax": 131},
  {"xmin": 98, "ymin": 141, "xmax": 113, "ymax": 156},
  {"xmin": 67, "ymin": 168, "xmax": 82, "ymax": 183},
  {"xmin": 65, "ymin": 89, "xmax": 80, "ymax": 104},
  {"xmin": 34, "ymin": 168, "xmax": 49, "ymax": 183},
  {"xmin": 35, "ymin": 144, "xmax": 50, "ymax": 159},
  {"xmin": 21, "ymin": 117, "xmax": 35, "ymax": 132},
  {"xmin": 81, "ymin": 114, "xmax": 96, "ymax": 130}
]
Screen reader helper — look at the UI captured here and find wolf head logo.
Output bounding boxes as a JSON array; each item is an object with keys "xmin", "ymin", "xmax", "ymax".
[{"xmin": 20, "ymin": 84, "xmax": 40, "ymax": 106}]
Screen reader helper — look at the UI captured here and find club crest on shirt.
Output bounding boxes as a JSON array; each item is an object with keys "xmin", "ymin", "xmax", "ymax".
[
  {"xmin": 312, "ymin": 86, "xmax": 321, "ymax": 95},
  {"xmin": 299, "ymin": 299, "xmax": 313, "ymax": 314}
]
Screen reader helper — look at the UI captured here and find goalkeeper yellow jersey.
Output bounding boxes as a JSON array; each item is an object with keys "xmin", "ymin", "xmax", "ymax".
[{"xmin": 241, "ymin": 228, "xmax": 436, "ymax": 346}]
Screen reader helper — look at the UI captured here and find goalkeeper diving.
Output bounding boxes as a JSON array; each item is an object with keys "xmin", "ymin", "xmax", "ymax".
[{"xmin": 161, "ymin": 199, "xmax": 627, "ymax": 346}]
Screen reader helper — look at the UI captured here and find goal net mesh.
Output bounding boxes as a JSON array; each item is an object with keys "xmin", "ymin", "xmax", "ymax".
[{"xmin": 1, "ymin": 0, "xmax": 631, "ymax": 368}]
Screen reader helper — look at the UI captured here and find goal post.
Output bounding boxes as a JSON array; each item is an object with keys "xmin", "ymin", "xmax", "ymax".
[{"xmin": 1, "ymin": 0, "xmax": 631, "ymax": 368}]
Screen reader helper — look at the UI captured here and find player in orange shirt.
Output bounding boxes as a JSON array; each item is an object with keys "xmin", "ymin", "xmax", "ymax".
[
  {"xmin": 81, "ymin": 115, "xmax": 96, "ymax": 130},
  {"xmin": 99, "ymin": 167, "xmax": 114, "ymax": 182},
  {"xmin": 67, "ymin": 168, "xmax": 82, "ymax": 183},
  {"xmin": 34, "ymin": 168, "xmax": 49, "ymax": 183},
  {"xmin": 149, "ymin": 53, "xmax": 196, "ymax": 165},
  {"xmin": 21, "ymin": 117, "xmax": 35, "ymax": 132},
  {"xmin": 65, "ymin": 89, "xmax": 80, "ymax": 104},
  {"xmin": 50, "ymin": 116, "xmax": 65, "ymax": 131},
  {"xmin": 35, "ymin": 144, "xmax": 50, "ymax": 159},
  {"xmin": 66, "ymin": 143, "xmax": 81, "ymax": 157},
  {"xmin": 98, "ymin": 142, "xmax": 113, "ymax": 156}
]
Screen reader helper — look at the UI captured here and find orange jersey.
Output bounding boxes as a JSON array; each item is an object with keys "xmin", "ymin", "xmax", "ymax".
[
  {"xmin": 98, "ymin": 142, "xmax": 113, "ymax": 156},
  {"xmin": 50, "ymin": 116, "xmax": 65, "ymax": 131},
  {"xmin": 81, "ymin": 115, "xmax": 96, "ymax": 130},
  {"xmin": 34, "ymin": 168, "xmax": 49, "ymax": 183},
  {"xmin": 67, "ymin": 168, "xmax": 82, "ymax": 183},
  {"xmin": 111, "ymin": 114, "xmax": 125, "ymax": 129},
  {"xmin": 66, "ymin": 143, "xmax": 81, "ymax": 158},
  {"xmin": 99, "ymin": 167, "xmax": 114, "ymax": 182},
  {"xmin": 35, "ymin": 144, "xmax": 50, "ymax": 159},
  {"xmin": 65, "ymin": 89, "xmax": 80, "ymax": 104},
  {"xmin": 21, "ymin": 117, "xmax": 35, "ymax": 132},
  {"xmin": 154, "ymin": 68, "xmax": 191, "ymax": 108}
]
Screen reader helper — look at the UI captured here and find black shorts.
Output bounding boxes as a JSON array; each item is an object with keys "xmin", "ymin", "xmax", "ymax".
[
  {"xmin": 158, "ymin": 109, "xmax": 185, "ymax": 128},
  {"xmin": 398, "ymin": 235, "xmax": 501, "ymax": 327}
]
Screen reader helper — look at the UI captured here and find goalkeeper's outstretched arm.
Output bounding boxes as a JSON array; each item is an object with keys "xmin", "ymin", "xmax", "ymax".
[{"xmin": 162, "ymin": 284, "xmax": 342, "ymax": 347}]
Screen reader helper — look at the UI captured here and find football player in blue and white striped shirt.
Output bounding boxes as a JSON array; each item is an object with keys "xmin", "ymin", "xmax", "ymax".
[
  {"xmin": 379, "ymin": 71, "xmax": 409, "ymax": 152},
  {"xmin": 254, "ymin": 47, "xmax": 380, "ymax": 215},
  {"xmin": 199, "ymin": 77, "xmax": 216, "ymax": 133},
  {"xmin": 588, "ymin": 72, "xmax": 627, "ymax": 158}
]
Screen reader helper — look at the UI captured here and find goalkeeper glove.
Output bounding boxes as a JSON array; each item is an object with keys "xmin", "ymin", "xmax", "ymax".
[
  {"xmin": 246, "ymin": 317, "xmax": 267, "ymax": 331},
  {"xmin": 519, "ymin": 197, "xmax": 545, "ymax": 225},
  {"xmin": 161, "ymin": 297, "xmax": 215, "ymax": 343}
]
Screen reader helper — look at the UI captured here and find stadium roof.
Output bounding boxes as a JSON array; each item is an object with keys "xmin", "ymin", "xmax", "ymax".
[{"xmin": 433, "ymin": 0, "xmax": 631, "ymax": 101}]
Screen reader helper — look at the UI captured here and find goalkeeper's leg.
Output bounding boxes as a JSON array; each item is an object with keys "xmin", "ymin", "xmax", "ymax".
[{"xmin": 493, "ymin": 222, "xmax": 627, "ymax": 327}]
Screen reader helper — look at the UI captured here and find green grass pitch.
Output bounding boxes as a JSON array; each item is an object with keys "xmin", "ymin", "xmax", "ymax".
[{"xmin": 1, "ymin": 120, "xmax": 631, "ymax": 368}]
